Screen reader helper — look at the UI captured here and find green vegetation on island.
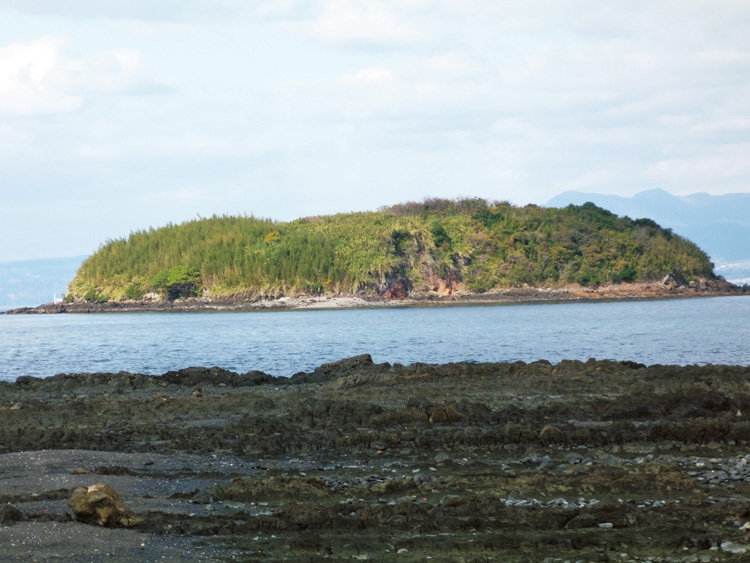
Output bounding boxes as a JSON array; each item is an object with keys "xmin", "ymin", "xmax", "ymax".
[{"xmin": 67, "ymin": 198, "xmax": 716, "ymax": 302}]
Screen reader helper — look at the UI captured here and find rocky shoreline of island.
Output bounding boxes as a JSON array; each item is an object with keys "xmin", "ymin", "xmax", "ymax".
[{"xmin": 3, "ymin": 277, "xmax": 747, "ymax": 315}]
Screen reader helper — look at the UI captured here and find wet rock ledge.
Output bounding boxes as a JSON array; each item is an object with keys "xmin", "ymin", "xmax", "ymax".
[{"xmin": 3, "ymin": 356, "xmax": 750, "ymax": 562}]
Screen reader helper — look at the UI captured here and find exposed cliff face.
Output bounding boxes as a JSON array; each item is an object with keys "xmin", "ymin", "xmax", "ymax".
[{"xmin": 422, "ymin": 274, "xmax": 461, "ymax": 297}]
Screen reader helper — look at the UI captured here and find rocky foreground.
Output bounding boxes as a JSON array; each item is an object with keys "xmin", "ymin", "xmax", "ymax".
[{"xmin": 3, "ymin": 356, "xmax": 750, "ymax": 562}]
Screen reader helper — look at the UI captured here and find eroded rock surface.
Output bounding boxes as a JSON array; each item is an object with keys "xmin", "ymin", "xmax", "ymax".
[{"xmin": 2, "ymin": 357, "xmax": 750, "ymax": 561}]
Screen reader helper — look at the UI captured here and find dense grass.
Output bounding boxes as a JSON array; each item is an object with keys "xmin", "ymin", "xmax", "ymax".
[{"xmin": 67, "ymin": 198, "xmax": 715, "ymax": 301}]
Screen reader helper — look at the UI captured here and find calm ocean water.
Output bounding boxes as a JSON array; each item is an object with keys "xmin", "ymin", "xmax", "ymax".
[{"xmin": 1, "ymin": 296, "xmax": 748, "ymax": 382}]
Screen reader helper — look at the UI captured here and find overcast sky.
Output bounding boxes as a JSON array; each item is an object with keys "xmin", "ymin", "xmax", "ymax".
[{"xmin": 1, "ymin": 1, "xmax": 749, "ymax": 261}]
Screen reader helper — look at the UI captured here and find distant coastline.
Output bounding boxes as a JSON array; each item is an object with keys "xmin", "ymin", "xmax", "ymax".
[{"xmin": 4, "ymin": 279, "xmax": 746, "ymax": 314}]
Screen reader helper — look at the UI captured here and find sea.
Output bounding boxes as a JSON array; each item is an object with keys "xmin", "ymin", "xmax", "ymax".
[{"xmin": 0, "ymin": 296, "xmax": 748, "ymax": 383}]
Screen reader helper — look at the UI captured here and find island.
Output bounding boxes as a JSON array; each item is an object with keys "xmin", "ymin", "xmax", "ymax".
[{"xmin": 5, "ymin": 198, "xmax": 746, "ymax": 314}]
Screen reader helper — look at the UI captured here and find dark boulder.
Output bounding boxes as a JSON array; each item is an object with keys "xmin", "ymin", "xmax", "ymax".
[
  {"xmin": 0, "ymin": 503, "xmax": 24, "ymax": 524},
  {"xmin": 290, "ymin": 354, "xmax": 376, "ymax": 384}
]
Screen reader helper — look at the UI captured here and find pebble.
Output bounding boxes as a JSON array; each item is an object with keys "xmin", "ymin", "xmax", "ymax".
[
  {"xmin": 721, "ymin": 540, "xmax": 749, "ymax": 554},
  {"xmin": 537, "ymin": 456, "xmax": 553, "ymax": 470}
]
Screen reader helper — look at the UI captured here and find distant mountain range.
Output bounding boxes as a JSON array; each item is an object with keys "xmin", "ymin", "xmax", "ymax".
[
  {"xmin": 0, "ymin": 256, "xmax": 85, "ymax": 311},
  {"xmin": 546, "ymin": 189, "xmax": 750, "ymax": 284}
]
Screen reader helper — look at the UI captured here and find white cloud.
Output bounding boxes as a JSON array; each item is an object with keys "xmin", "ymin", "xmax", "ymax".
[
  {"xmin": 257, "ymin": 0, "xmax": 318, "ymax": 20},
  {"xmin": 72, "ymin": 48, "xmax": 156, "ymax": 94},
  {"xmin": 424, "ymin": 53, "xmax": 483, "ymax": 79},
  {"xmin": 0, "ymin": 36, "xmax": 82, "ymax": 115},
  {"xmin": 650, "ymin": 144, "xmax": 750, "ymax": 183},
  {"xmin": 0, "ymin": 36, "xmax": 164, "ymax": 116},
  {"xmin": 284, "ymin": 0, "xmax": 427, "ymax": 45},
  {"xmin": 0, "ymin": 0, "xmax": 245, "ymax": 21},
  {"xmin": 697, "ymin": 49, "xmax": 750, "ymax": 64},
  {"xmin": 340, "ymin": 65, "xmax": 394, "ymax": 84}
]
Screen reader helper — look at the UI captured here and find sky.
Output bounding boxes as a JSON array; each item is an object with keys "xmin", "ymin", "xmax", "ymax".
[{"xmin": 1, "ymin": 1, "xmax": 749, "ymax": 262}]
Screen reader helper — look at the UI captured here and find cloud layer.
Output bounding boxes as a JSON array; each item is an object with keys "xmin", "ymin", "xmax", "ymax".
[{"xmin": 0, "ymin": 0, "xmax": 749, "ymax": 260}]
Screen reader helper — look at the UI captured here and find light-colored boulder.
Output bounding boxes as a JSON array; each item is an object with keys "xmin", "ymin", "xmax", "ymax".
[{"xmin": 68, "ymin": 484, "xmax": 135, "ymax": 527}]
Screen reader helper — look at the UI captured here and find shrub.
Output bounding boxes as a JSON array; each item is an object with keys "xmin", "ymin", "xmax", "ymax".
[
  {"xmin": 264, "ymin": 231, "xmax": 280, "ymax": 244},
  {"xmin": 618, "ymin": 266, "xmax": 637, "ymax": 283},
  {"xmin": 300, "ymin": 281, "xmax": 323, "ymax": 295},
  {"xmin": 124, "ymin": 283, "xmax": 145, "ymax": 300},
  {"xmin": 466, "ymin": 276, "xmax": 495, "ymax": 293},
  {"xmin": 151, "ymin": 266, "xmax": 202, "ymax": 300},
  {"xmin": 576, "ymin": 270, "xmax": 600, "ymax": 287},
  {"xmin": 431, "ymin": 224, "xmax": 452, "ymax": 249},
  {"xmin": 83, "ymin": 289, "xmax": 97, "ymax": 302}
]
